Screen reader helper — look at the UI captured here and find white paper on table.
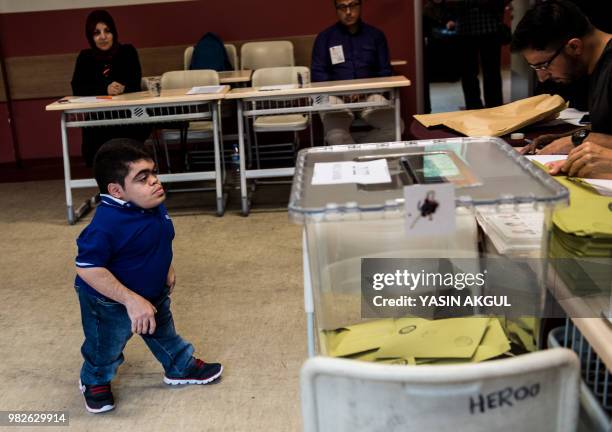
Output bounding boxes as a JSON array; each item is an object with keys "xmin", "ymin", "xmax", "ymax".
[
  {"xmin": 404, "ymin": 184, "xmax": 456, "ymax": 237},
  {"xmin": 558, "ymin": 108, "xmax": 589, "ymax": 126},
  {"xmin": 311, "ymin": 159, "xmax": 391, "ymax": 185},
  {"xmin": 526, "ymin": 155, "xmax": 612, "ymax": 196},
  {"xmin": 67, "ymin": 97, "xmax": 110, "ymax": 103},
  {"xmin": 526, "ymin": 155, "xmax": 567, "ymax": 165},
  {"xmin": 536, "ymin": 108, "xmax": 588, "ymax": 127},
  {"xmin": 258, "ymin": 84, "xmax": 298, "ymax": 91},
  {"xmin": 186, "ymin": 85, "xmax": 225, "ymax": 95},
  {"xmin": 581, "ymin": 179, "xmax": 612, "ymax": 196}
]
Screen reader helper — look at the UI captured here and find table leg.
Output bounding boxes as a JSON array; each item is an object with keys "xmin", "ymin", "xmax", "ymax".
[
  {"xmin": 237, "ymin": 100, "xmax": 249, "ymax": 215},
  {"xmin": 212, "ymin": 102, "xmax": 224, "ymax": 216},
  {"xmin": 394, "ymin": 88, "xmax": 402, "ymax": 142},
  {"xmin": 245, "ymin": 105, "xmax": 253, "ymax": 168},
  {"xmin": 60, "ymin": 113, "xmax": 75, "ymax": 224}
]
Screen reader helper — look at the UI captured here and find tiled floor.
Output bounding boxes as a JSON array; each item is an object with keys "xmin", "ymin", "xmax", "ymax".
[{"xmin": 430, "ymin": 68, "xmax": 512, "ymax": 113}]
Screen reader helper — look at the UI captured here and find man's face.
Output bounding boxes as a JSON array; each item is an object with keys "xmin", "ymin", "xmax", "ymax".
[
  {"xmin": 522, "ymin": 44, "xmax": 584, "ymax": 85},
  {"xmin": 111, "ymin": 159, "xmax": 165, "ymax": 209},
  {"xmin": 335, "ymin": 0, "xmax": 361, "ymax": 27}
]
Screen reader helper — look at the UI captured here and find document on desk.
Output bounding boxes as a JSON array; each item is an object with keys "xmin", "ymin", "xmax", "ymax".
[
  {"xmin": 311, "ymin": 159, "xmax": 391, "ymax": 185},
  {"xmin": 558, "ymin": 108, "xmax": 589, "ymax": 126},
  {"xmin": 186, "ymin": 85, "xmax": 225, "ymax": 95},
  {"xmin": 527, "ymin": 156, "xmax": 612, "ymax": 196},
  {"xmin": 526, "ymin": 155, "xmax": 567, "ymax": 165},
  {"xmin": 64, "ymin": 96, "xmax": 112, "ymax": 103},
  {"xmin": 258, "ymin": 84, "xmax": 298, "ymax": 91},
  {"xmin": 570, "ymin": 178, "xmax": 612, "ymax": 197}
]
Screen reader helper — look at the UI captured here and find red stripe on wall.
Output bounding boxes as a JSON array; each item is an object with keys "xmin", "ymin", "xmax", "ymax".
[{"xmin": 0, "ymin": 1, "xmax": 413, "ymax": 57}]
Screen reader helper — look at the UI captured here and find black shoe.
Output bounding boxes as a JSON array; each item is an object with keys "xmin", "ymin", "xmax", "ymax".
[
  {"xmin": 163, "ymin": 358, "xmax": 223, "ymax": 385},
  {"xmin": 79, "ymin": 380, "xmax": 115, "ymax": 413}
]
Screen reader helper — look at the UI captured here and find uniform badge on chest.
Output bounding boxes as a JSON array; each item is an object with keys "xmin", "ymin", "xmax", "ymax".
[{"xmin": 330, "ymin": 45, "xmax": 346, "ymax": 65}]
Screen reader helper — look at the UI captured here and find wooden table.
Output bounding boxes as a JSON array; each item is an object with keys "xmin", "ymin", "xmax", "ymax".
[
  {"xmin": 218, "ymin": 70, "xmax": 252, "ymax": 85},
  {"xmin": 46, "ymin": 87, "xmax": 229, "ymax": 223},
  {"xmin": 226, "ymin": 75, "xmax": 412, "ymax": 215}
]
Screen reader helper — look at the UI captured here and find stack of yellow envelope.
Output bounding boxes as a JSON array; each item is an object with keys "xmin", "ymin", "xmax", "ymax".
[
  {"xmin": 322, "ymin": 316, "xmax": 511, "ymax": 365},
  {"xmin": 547, "ymin": 176, "xmax": 612, "ymax": 296}
]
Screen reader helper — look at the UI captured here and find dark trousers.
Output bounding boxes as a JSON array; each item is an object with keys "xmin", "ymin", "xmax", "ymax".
[
  {"xmin": 459, "ymin": 35, "xmax": 503, "ymax": 110},
  {"xmin": 82, "ymin": 125, "xmax": 152, "ymax": 167}
]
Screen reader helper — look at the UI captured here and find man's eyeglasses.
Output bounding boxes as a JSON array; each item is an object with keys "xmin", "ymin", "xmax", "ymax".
[
  {"xmin": 336, "ymin": 1, "xmax": 361, "ymax": 12},
  {"xmin": 528, "ymin": 43, "xmax": 566, "ymax": 71}
]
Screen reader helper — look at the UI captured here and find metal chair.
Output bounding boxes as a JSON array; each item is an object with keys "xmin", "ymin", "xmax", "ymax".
[
  {"xmin": 250, "ymin": 66, "xmax": 313, "ymax": 168},
  {"xmin": 159, "ymin": 70, "xmax": 220, "ymax": 171}
]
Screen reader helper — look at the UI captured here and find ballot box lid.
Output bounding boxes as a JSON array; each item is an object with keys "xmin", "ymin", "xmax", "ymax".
[{"xmin": 288, "ymin": 137, "xmax": 569, "ymax": 223}]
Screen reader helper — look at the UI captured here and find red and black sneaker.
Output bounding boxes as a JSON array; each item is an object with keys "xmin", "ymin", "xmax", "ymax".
[
  {"xmin": 79, "ymin": 380, "xmax": 115, "ymax": 413},
  {"xmin": 163, "ymin": 358, "xmax": 223, "ymax": 385}
]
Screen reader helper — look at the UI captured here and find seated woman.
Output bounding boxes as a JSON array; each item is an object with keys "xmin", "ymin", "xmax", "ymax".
[{"xmin": 71, "ymin": 9, "xmax": 150, "ymax": 166}]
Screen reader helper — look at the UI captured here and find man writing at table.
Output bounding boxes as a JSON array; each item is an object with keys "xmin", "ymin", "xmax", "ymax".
[
  {"xmin": 311, "ymin": 0, "xmax": 403, "ymax": 145},
  {"xmin": 512, "ymin": 0, "xmax": 612, "ymax": 179}
]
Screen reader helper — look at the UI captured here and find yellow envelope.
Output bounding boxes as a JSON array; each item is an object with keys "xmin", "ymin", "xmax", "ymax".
[
  {"xmin": 323, "ymin": 318, "xmax": 396, "ymax": 357},
  {"xmin": 506, "ymin": 320, "xmax": 537, "ymax": 352},
  {"xmin": 415, "ymin": 318, "xmax": 511, "ymax": 364},
  {"xmin": 375, "ymin": 317, "xmax": 490, "ymax": 359},
  {"xmin": 375, "ymin": 357, "xmax": 417, "ymax": 366},
  {"xmin": 471, "ymin": 317, "xmax": 512, "ymax": 362}
]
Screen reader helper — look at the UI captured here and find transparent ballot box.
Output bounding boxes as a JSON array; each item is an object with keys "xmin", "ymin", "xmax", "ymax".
[{"xmin": 289, "ymin": 138, "xmax": 569, "ymax": 361}]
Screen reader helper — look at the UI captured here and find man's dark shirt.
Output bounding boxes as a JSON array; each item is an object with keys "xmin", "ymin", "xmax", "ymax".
[
  {"xmin": 589, "ymin": 39, "xmax": 612, "ymax": 134},
  {"xmin": 311, "ymin": 21, "xmax": 392, "ymax": 82}
]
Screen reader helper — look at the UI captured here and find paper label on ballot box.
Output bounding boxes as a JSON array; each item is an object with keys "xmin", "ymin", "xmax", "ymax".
[{"xmin": 404, "ymin": 184, "xmax": 456, "ymax": 237}]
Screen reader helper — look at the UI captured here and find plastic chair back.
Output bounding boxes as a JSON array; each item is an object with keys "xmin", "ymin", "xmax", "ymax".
[
  {"xmin": 301, "ymin": 348, "xmax": 580, "ymax": 432},
  {"xmin": 161, "ymin": 70, "xmax": 219, "ymax": 90},
  {"xmin": 241, "ymin": 41, "xmax": 294, "ymax": 70},
  {"xmin": 252, "ymin": 66, "xmax": 310, "ymax": 87},
  {"xmin": 225, "ymin": 44, "xmax": 238, "ymax": 70},
  {"xmin": 183, "ymin": 46, "xmax": 194, "ymax": 70}
]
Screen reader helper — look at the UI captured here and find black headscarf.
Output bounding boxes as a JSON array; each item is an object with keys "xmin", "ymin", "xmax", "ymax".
[{"xmin": 85, "ymin": 10, "xmax": 120, "ymax": 57}]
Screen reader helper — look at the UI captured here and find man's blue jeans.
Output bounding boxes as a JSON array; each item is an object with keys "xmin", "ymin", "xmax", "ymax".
[{"xmin": 76, "ymin": 286, "xmax": 195, "ymax": 385}]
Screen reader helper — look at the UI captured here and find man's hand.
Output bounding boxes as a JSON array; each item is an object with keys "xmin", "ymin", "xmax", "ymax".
[
  {"xmin": 76, "ymin": 266, "xmax": 158, "ymax": 334},
  {"xmin": 545, "ymin": 160, "xmax": 565, "ymax": 175},
  {"xmin": 107, "ymin": 81, "xmax": 125, "ymax": 96},
  {"xmin": 536, "ymin": 135, "xmax": 573, "ymax": 155},
  {"xmin": 125, "ymin": 294, "xmax": 157, "ymax": 335},
  {"xmin": 166, "ymin": 265, "xmax": 176, "ymax": 295},
  {"xmin": 519, "ymin": 133, "xmax": 567, "ymax": 155},
  {"xmin": 553, "ymin": 142, "xmax": 612, "ymax": 179}
]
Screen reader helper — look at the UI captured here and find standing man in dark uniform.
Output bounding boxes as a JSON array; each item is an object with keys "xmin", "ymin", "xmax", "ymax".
[{"xmin": 445, "ymin": 0, "xmax": 508, "ymax": 110}]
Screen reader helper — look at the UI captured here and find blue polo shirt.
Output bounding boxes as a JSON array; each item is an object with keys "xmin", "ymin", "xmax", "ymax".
[
  {"xmin": 75, "ymin": 194, "xmax": 175, "ymax": 301},
  {"xmin": 311, "ymin": 20, "xmax": 392, "ymax": 82}
]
